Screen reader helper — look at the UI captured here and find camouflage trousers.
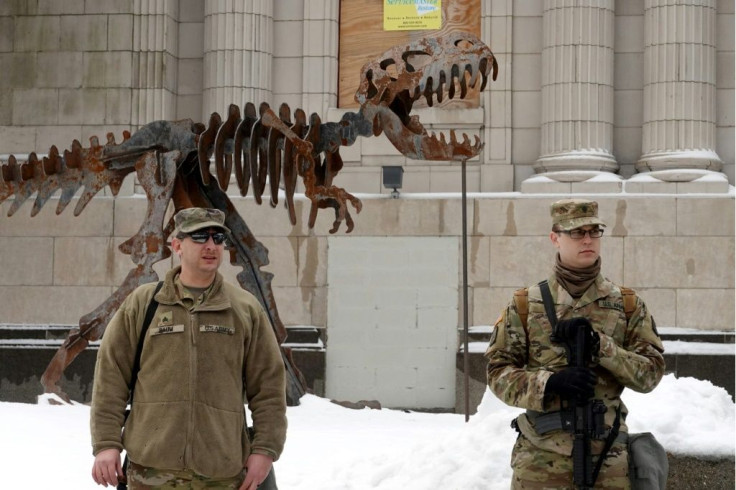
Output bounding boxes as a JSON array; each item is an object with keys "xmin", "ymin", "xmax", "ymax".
[
  {"xmin": 510, "ymin": 434, "xmax": 630, "ymax": 490},
  {"xmin": 127, "ymin": 461, "xmax": 278, "ymax": 489}
]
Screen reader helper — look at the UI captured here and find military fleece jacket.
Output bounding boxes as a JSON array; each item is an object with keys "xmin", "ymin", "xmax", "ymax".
[
  {"xmin": 485, "ymin": 274, "xmax": 665, "ymax": 456},
  {"xmin": 90, "ymin": 267, "xmax": 287, "ymax": 478}
]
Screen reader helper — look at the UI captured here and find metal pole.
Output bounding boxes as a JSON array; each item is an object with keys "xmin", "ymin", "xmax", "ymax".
[{"xmin": 461, "ymin": 157, "xmax": 470, "ymax": 422}]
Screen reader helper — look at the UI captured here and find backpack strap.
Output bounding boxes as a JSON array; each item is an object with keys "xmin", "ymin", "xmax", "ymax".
[
  {"xmin": 513, "ymin": 288, "xmax": 529, "ymax": 328},
  {"xmin": 129, "ymin": 281, "xmax": 164, "ymax": 403},
  {"xmin": 538, "ymin": 280, "xmax": 558, "ymax": 327},
  {"xmin": 620, "ymin": 287, "xmax": 636, "ymax": 320},
  {"xmin": 513, "ymin": 284, "xmax": 636, "ymax": 326},
  {"xmin": 121, "ymin": 281, "xmax": 163, "ymax": 488}
]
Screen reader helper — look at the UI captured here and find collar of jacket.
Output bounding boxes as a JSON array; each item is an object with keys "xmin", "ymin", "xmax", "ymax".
[
  {"xmin": 543, "ymin": 274, "xmax": 613, "ymax": 310},
  {"xmin": 155, "ymin": 265, "xmax": 232, "ymax": 311}
]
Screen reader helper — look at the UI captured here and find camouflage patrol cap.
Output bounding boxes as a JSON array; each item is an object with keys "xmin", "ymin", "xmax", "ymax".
[
  {"xmin": 174, "ymin": 207, "xmax": 230, "ymax": 234},
  {"xmin": 550, "ymin": 199, "xmax": 606, "ymax": 231}
]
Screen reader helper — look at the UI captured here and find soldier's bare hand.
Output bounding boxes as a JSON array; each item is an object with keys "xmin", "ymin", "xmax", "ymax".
[
  {"xmin": 240, "ymin": 453, "xmax": 273, "ymax": 490},
  {"xmin": 91, "ymin": 448, "xmax": 122, "ymax": 487}
]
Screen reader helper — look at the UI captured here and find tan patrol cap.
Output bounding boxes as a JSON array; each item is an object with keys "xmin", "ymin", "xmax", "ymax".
[
  {"xmin": 174, "ymin": 207, "xmax": 231, "ymax": 234},
  {"xmin": 550, "ymin": 199, "xmax": 606, "ymax": 231}
]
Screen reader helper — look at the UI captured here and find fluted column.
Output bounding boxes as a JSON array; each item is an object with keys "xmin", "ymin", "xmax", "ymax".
[
  {"xmin": 131, "ymin": 0, "xmax": 178, "ymax": 125},
  {"xmin": 535, "ymin": 0, "xmax": 617, "ymax": 173},
  {"xmin": 203, "ymin": 1, "xmax": 273, "ymax": 117},
  {"xmin": 637, "ymin": 0, "xmax": 722, "ymax": 172}
]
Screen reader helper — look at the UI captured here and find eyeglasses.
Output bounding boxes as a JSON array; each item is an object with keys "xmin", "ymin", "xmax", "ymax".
[
  {"xmin": 186, "ymin": 230, "xmax": 227, "ymax": 245},
  {"xmin": 558, "ymin": 228, "xmax": 604, "ymax": 239}
]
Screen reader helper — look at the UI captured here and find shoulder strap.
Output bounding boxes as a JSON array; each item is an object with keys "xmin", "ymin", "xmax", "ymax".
[
  {"xmin": 539, "ymin": 280, "xmax": 558, "ymax": 327},
  {"xmin": 620, "ymin": 287, "xmax": 636, "ymax": 320},
  {"xmin": 129, "ymin": 281, "xmax": 163, "ymax": 403},
  {"xmin": 513, "ymin": 288, "xmax": 529, "ymax": 328}
]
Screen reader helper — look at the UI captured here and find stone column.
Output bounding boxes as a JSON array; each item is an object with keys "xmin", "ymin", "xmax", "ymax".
[
  {"xmin": 203, "ymin": 1, "xmax": 273, "ymax": 117},
  {"xmin": 535, "ymin": 0, "xmax": 617, "ymax": 173},
  {"xmin": 132, "ymin": 1, "xmax": 178, "ymax": 126},
  {"xmin": 637, "ymin": 0, "xmax": 722, "ymax": 172},
  {"xmin": 302, "ymin": 0, "xmax": 339, "ymax": 118}
]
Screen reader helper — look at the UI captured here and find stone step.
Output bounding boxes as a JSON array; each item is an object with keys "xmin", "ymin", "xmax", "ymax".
[
  {"xmin": 0, "ymin": 323, "xmax": 325, "ymax": 348},
  {"xmin": 459, "ymin": 326, "xmax": 736, "ymax": 346},
  {"xmin": 0, "ymin": 324, "xmax": 74, "ymax": 341},
  {"xmin": 457, "ymin": 326, "xmax": 735, "ymax": 404},
  {"xmin": 0, "ymin": 323, "xmax": 328, "ymax": 403},
  {"xmin": 283, "ymin": 326, "xmax": 325, "ymax": 351},
  {"xmin": 659, "ymin": 327, "xmax": 735, "ymax": 344}
]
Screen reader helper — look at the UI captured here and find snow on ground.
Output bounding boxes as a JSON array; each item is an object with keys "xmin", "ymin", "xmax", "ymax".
[{"xmin": 0, "ymin": 374, "xmax": 733, "ymax": 489}]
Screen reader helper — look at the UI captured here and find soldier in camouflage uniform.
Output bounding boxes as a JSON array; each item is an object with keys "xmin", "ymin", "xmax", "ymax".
[{"xmin": 485, "ymin": 199, "xmax": 665, "ymax": 489}]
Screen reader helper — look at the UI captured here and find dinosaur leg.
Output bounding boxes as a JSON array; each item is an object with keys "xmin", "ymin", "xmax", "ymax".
[
  {"xmin": 196, "ymin": 175, "xmax": 307, "ymax": 406},
  {"xmin": 40, "ymin": 150, "xmax": 179, "ymax": 402}
]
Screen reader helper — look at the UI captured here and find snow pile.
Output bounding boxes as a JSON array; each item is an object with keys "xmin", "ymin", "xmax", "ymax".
[{"xmin": 0, "ymin": 374, "xmax": 733, "ymax": 489}]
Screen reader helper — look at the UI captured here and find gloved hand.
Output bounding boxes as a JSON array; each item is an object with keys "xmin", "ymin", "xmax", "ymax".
[
  {"xmin": 545, "ymin": 367, "xmax": 597, "ymax": 400},
  {"xmin": 554, "ymin": 317, "xmax": 600, "ymax": 357}
]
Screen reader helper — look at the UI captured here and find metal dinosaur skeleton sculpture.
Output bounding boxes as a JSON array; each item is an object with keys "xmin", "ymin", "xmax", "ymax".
[{"xmin": 0, "ymin": 32, "xmax": 497, "ymax": 405}]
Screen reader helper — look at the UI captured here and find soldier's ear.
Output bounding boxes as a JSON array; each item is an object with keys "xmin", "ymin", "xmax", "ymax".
[
  {"xmin": 549, "ymin": 231, "xmax": 560, "ymax": 247},
  {"xmin": 171, "ymin": 237, "xmax": 182, "ymax": 254}
]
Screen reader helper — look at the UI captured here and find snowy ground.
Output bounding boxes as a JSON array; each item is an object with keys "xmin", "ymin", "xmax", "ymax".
[{"xmin": 0, "ymin": 374, "xmax": 733, "ymax": 489}]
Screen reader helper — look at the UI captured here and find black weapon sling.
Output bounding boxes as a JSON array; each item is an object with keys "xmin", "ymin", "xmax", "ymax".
[
  {"xmin": 539, "ymin": 280, "xmax": 621, "ymax": 487},
  {"xmin": 118, "ymin": 281, "xmax": 163, "ymax": 490}
]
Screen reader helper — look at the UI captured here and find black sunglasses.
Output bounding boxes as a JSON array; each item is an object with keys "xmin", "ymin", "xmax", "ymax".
[{"xmin": 186, "ymin": 230, "xmax": 227, "ymax": 245}]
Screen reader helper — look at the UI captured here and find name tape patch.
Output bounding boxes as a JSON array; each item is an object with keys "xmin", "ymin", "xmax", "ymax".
[
  {"xmin": 151, "ymin": 324, "xmax": 185, "ymax": 335},
  {"xmin": 200, "ymin": 325, "xmax": 235, "ymax": 335},
  {"xmin": 598, "ymin": 300, "xmax": 624, "ymax": 312}
]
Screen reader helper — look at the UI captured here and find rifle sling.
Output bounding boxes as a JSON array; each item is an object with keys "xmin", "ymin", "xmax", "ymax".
[
  {"xmin": 592, "ymin": 404, "xmax": 623, "ymax": 483},
  {"xmin": 539, "ymin": 280, "xmax": 558, "ymax": 327}
]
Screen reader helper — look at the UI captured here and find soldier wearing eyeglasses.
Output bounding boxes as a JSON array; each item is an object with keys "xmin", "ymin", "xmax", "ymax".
[
  {"xmin": 485, "ymin": 199, "xmax": 665, "ymax": 489},
  {"xmin": 91, "ymin": 207, "xmax": 286, "ymax": 490}
]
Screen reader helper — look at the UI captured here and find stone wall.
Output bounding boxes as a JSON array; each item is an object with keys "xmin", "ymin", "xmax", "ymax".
[
  {"xmin": 1, "ymin": 193, "xmax": 733, "ymax": 408},
  {"xmin": 0, "ymin": 1, "xmax": 733, "ymax": 191},
  {"xmin": 0, "ymin": 0, "xmax": 733, "ymax": 409}
]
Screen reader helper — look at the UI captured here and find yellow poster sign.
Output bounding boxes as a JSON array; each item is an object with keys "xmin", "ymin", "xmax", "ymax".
[{"xmin": 384, "ymin": 0, "xmax": 442, "ymax": 31}]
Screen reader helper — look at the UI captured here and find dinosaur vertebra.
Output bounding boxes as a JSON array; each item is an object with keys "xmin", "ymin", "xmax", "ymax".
[{"xmin": 0, "ymin": 32, "xmax": 496, "ymax": 405}]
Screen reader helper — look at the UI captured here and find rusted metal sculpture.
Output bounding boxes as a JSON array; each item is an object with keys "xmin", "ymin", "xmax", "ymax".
[{"xmin": 0, "ymin": 32, "xmax": 497, "ymax": 405}]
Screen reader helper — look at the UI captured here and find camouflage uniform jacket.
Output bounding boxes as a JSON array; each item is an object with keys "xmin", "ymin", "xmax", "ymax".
[
  {"xmin": 485, "ymin": 274, "xmax": 665, "ymax": 456},
  {"xmin": 91, "ymin": 266, "xmax": 287, "ymax": 478}
]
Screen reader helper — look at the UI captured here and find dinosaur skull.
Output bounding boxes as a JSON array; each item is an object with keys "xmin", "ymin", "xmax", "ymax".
[{"xmin": 355, "ymin": 32, "xmax": 498, "ymax": 161}]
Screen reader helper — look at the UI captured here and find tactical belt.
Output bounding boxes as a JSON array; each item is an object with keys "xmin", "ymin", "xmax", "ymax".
[{"xmin": 524, "ymin": 409, "xmax": 628, "ymax": 444}]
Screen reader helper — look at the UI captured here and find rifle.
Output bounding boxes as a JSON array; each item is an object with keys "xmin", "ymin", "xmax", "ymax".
[
  {"xmin": 550, "ymin": 318, "xmax": 607, "ymax": 489},
  {"xmin": 540, "ymin": 281, "xmax": 609, "ymax": 489}
]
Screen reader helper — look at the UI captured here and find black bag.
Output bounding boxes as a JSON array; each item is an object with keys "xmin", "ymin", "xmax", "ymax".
[{"xmin": 628, "ymin": 432, "xmax": 668, "ymax": 490}]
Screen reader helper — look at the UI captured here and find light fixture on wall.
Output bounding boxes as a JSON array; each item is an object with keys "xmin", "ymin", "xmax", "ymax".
[{"xmin": 382, "ymin": 166, "xmax": 404, "ymax": 198}]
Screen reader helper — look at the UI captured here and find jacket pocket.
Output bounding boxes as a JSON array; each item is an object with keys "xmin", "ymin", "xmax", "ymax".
[{"xmin": 191, "ymin": 402, "xmax": 247, "ymax": 478}]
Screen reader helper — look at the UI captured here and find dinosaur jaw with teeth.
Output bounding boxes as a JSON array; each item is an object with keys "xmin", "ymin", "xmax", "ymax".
[{"xmin": 356, "ymin": 32, "xmax": 497, "ymax": 161}]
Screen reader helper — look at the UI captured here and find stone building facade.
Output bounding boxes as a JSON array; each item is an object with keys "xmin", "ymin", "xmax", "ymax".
[{"xmin": 0, "ymin": 0, "xmax": 733, "ymax": 409}]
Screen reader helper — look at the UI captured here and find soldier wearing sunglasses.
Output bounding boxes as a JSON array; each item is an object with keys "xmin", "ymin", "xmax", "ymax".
[
  {"xmin": 485, "ymin": 199, "xmax": 665, "ymax": 489},
  {"xmin": 91, "ymin": 208, "xmax": 286, "ymax": 490}
]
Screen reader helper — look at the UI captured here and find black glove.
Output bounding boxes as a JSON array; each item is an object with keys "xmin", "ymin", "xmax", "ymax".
[
  {"xmin": 554, "ymin": 317, "xmax": 600, "ymax": 357},
  {"xmin": 545, "ymin": 367, "xmax": 597, "ymax": 400}
]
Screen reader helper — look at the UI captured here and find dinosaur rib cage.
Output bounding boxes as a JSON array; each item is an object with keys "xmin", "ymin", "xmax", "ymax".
[
  {"xmin": 0, "ymin": 101, "xmax": 360, "ymax": 233},
  {"xmin": 198, "ymin": 101, "xmax": 360, "ymax": 233}
]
